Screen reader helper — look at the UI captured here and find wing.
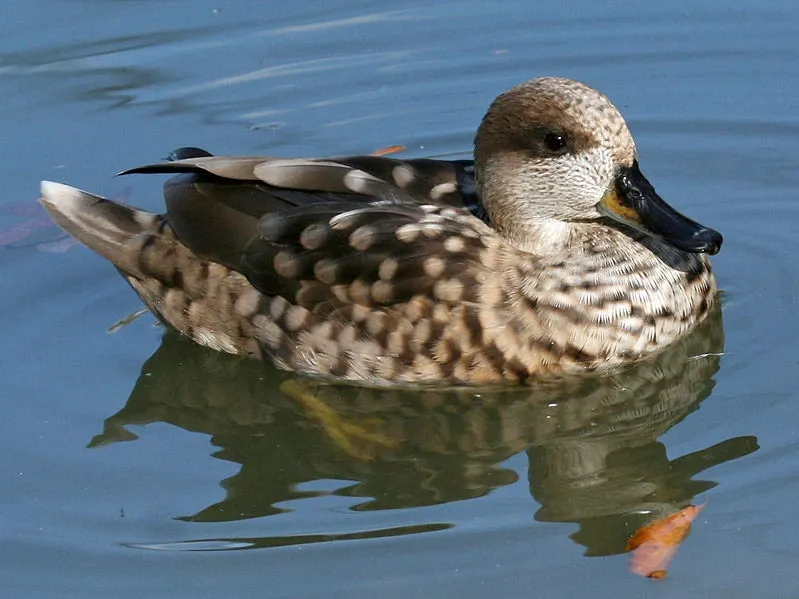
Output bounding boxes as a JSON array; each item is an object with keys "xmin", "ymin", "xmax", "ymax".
[
  {"xmin": 241, "ymin": 202, "xmax": 495, "ymax": 316},
  {"xmin": 121, "ymin": 147, "xmax": 492, "ymax": 314},
  {"xmin": 121, "ymin": 147, "xmax": 478, "ymax": 210},
  {"xmin": 119, "ymin": 146, "xmax": 488, "ymax": 298}
]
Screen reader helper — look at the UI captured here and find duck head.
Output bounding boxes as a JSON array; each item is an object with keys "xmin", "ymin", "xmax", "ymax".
[{"xmin": 474, "ymin": 77, "xmax": 722, "ymax": 255}]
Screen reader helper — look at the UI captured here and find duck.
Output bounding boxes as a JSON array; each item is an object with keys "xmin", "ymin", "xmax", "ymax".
[{"xmin": 40, "ymin": 76, "xmax": 722, "ymax": 385}]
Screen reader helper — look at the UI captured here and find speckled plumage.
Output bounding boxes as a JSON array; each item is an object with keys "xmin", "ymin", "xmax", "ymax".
[{"xmin": 40, "ymin": 77, "xmax": 722, "ymax": 385}]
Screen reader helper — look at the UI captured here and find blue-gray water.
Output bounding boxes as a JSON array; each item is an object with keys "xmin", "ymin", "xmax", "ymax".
[{"xmin": 2, "ymin": 1, "xmax": 798, "ymax": 597}]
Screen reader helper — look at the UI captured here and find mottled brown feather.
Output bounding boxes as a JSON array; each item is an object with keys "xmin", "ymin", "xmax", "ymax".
[{"xmin": 40, "ymin": 77, "xmax": 720, "ymax": 385}]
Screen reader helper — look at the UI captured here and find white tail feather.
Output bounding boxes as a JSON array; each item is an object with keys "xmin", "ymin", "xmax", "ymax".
[{"xmin": 40, "ymin": 181, "xmax": 160, "ymax": 276}]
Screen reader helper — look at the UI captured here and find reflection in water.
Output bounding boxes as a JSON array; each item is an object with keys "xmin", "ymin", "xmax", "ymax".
[{"xmin": 91, "ymin": 301, "xmax": 756, "ymax": 554}]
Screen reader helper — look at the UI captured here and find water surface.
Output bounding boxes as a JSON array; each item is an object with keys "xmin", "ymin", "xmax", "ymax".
[{"xmin": 2, "ymin": 1, "xmax": 798, "ymax": 597}]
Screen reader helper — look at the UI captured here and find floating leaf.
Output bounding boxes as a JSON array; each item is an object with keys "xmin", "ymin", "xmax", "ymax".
[{"xmin": 627, "ymin": 503, "xmax": 705, "ymax": 579}]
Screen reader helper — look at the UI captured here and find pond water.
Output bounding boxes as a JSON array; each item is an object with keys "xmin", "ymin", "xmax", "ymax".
[{"xmin": 2, "ymin": 1, "xmax": 799, "ymax": 597}]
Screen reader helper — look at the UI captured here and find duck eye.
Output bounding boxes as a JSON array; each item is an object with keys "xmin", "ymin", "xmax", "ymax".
[{"xmin": 544, "ymin": 132, "xmax": 568, "ymax": 153}]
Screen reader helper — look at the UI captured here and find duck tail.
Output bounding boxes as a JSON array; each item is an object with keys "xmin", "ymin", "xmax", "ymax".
[{"xmin": 39, "ymin": 181, "xmax": 160, "ymax": 276}]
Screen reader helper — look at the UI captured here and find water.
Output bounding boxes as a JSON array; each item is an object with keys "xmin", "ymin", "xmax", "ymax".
[{"xmin": 2, "ymin": 1, "xmax": 798, "ymax": 596}]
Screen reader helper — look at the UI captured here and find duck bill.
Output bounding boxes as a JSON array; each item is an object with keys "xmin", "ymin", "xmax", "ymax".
[{"xmin": 598, "ymin": 162, "xmax": 722, "ymax": 255}]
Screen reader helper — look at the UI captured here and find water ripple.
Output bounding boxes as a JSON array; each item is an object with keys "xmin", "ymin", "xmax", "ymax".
[{"xmin": 125, "ymin": 522, "xmax": 451, "ymax": 552}]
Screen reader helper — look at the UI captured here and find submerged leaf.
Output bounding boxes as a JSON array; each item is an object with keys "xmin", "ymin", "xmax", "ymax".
[{"xmin": 626, "ymin": 503, "xmax": 705, "ymax": 579}]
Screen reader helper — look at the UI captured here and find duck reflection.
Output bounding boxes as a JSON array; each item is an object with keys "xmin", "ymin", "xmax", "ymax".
[{"xmin": 91, "ymin": 301, "xmax": 757, "ymax": 555}]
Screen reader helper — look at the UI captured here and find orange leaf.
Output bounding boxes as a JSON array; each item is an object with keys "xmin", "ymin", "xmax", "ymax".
[
  {"xmin": 627, "ymin": 503, "xmax": 705, "ymax": 579},
  {"xmin": 370, "ymin": 145, "xmax": 406, "ymax": 156}
]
